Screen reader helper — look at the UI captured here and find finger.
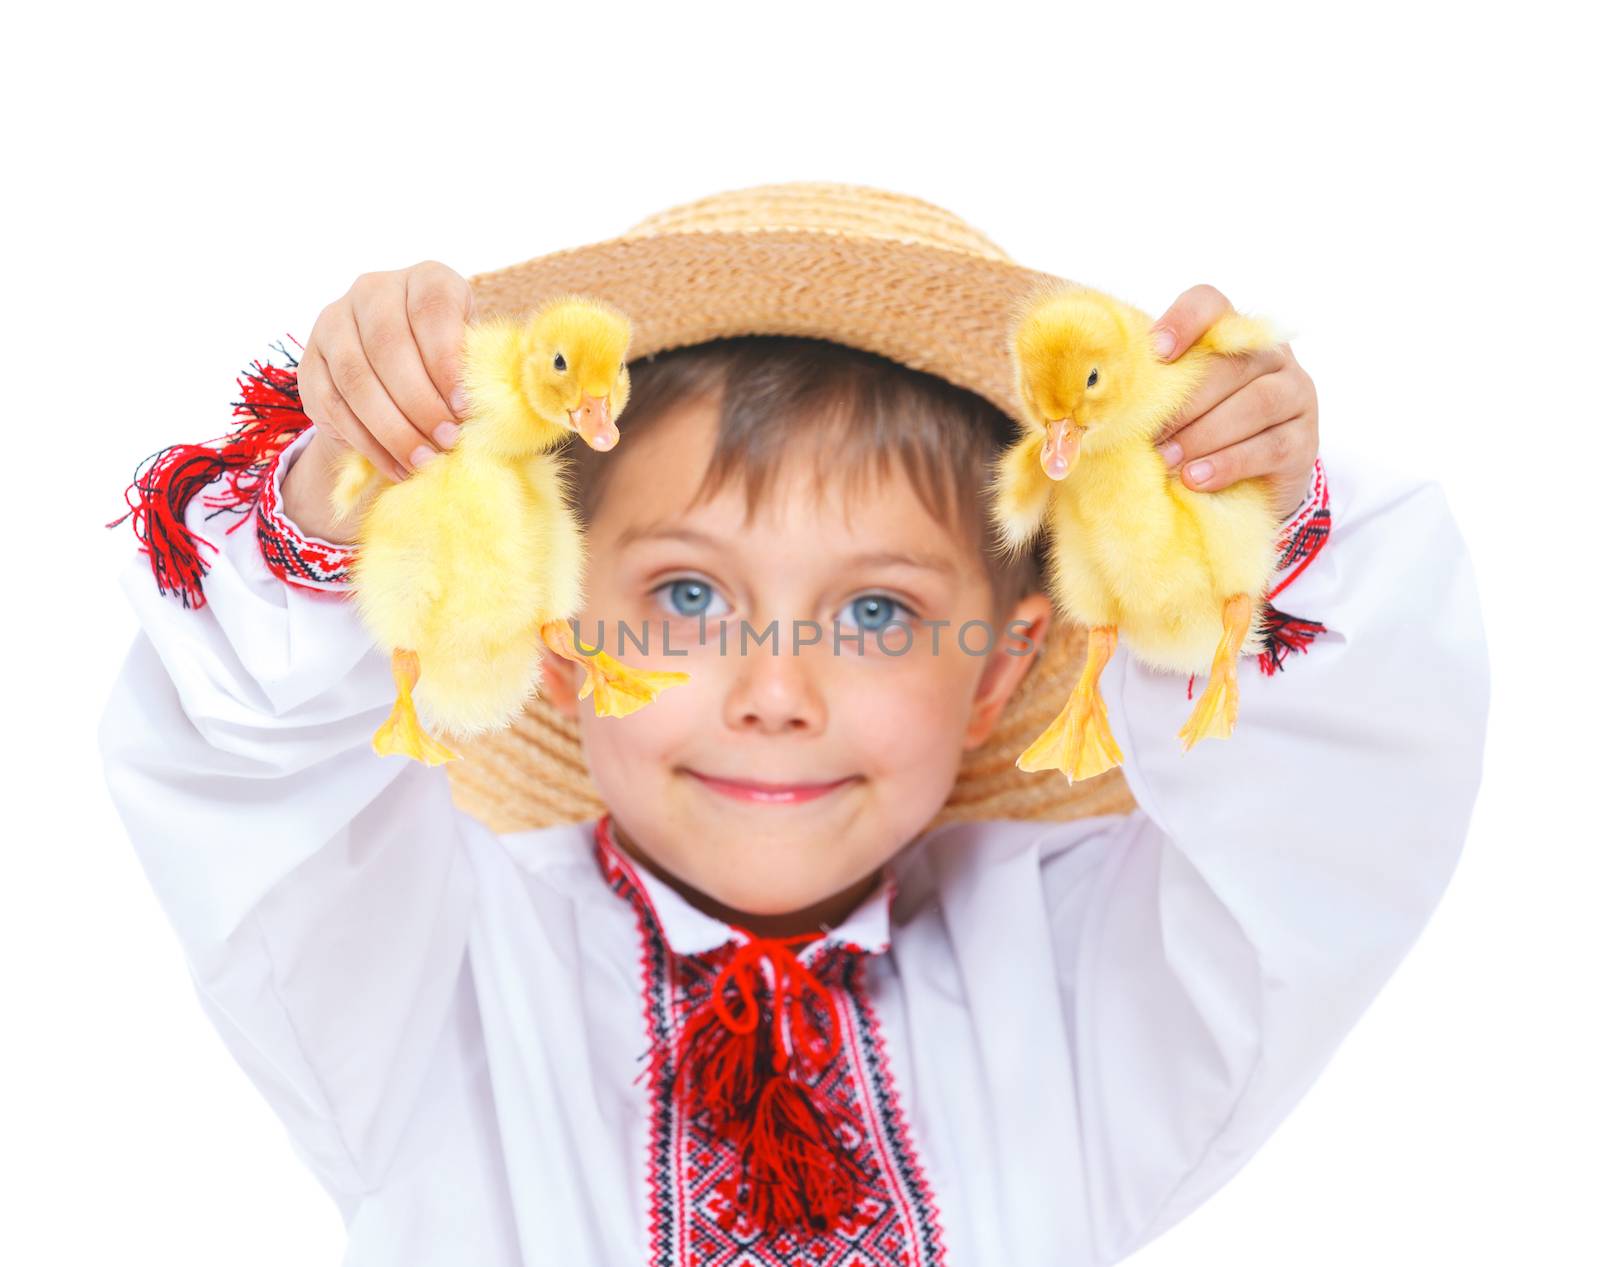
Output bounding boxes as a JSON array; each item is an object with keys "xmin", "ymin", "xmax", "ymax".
[
  {"xmin": 352, "ymin": 277, "xmax": 458, "ymax": 453},
  {"xmin": 1152, "ymin": 343, "xmax": 1290, "ymax": 445},
  {"xmin": 1156, "ymin": 366, "xmax": 1304, "ymax": 467},
  {"xmin": 1149, "ymin": 283, "xmax": 1233, "ymax": 361},
  {"xmin": 301, "ymin": 347, "xmax": 409, "ymax": 483},
  {"xmin": 1173, "ymin": 419, "xmax": 1310, "ymax": 505},
  {"xmin": 324, "ymin": 300, "xmax": 441, "ymax": 473},
  {"xmin": 405, "ymin": 262, "xmax": 474, "ymax": 423}
]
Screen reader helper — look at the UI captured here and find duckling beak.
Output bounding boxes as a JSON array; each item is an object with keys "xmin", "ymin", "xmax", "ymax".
[
  {"xmin": 1041, "ymin": 418, "xmax": 1083, "ymax": 481},
  {"xmin": 569, "ymin": 394, "xmax": 618, "ymax": 451}
]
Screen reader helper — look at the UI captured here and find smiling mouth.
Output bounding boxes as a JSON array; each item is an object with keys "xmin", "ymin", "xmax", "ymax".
[{"xmin": 684, "ymin": 769, "xmax": 861, "ymax": 805}]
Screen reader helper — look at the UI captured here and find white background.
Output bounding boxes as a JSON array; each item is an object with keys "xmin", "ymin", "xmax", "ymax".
[{"xmin": 5, "ymin": 2, "xmax": 1594, "ymax": 1263}]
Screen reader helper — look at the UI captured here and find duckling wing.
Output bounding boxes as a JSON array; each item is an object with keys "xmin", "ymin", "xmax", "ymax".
[
  {"xmin": 1192, "ymin": 311, "xmax": 1284, "ymax": 358},
  {"xmin": 330, "ymin": 449, "xmax": 384, "ymax": 521},
  {"xmin": 990, "ymin": 430, "xmax": 1053, "ymax": 554}
]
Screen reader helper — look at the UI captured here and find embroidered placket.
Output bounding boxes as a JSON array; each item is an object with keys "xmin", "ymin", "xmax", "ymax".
[{"xmin": 595, "ymin": 815, "xmax": 948, "ymax": 1266}]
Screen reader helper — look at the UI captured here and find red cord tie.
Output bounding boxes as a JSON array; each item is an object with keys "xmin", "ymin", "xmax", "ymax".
[
  {"xmin": 708, "ymin": 933, "xmax": 841, "ymax": 1074},
  {"xmin": 671, "ymin": 928, "xmax": 874, "ymax": 1235}
]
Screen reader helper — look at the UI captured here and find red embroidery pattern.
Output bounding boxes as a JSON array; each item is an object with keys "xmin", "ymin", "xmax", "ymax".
[
  {"xmin": 668, "ymin": 929, "xmax": 876, "ymax": 1237},
  {"xmin": 256, "ymin": 434, "xmax": 356, "ymax": 591},
  {"xmin": 1256, "ymin": 455, "xmax": 1331, "ymax": 677},
  {"xmin": 1268, "ymin": 455, "xmax": 1330, "ymax": 600},
  {"xmin": 595, "ymin": 817, "xmax": 946, "ymax": 1267}
]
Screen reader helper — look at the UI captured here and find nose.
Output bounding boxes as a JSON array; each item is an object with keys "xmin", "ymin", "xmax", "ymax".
[{"xmin": 722, "ymin": 638, "xmax": 828, "ymax": 735}]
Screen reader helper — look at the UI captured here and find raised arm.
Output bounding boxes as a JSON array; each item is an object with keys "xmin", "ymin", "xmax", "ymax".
[
  {"xmin": 1047, "ymin": 449, "xmax": 1489, "ymax": 1258},
  {"xmin": 99, "ymin": 395, "xmax": 483, "ymax": 1206}
]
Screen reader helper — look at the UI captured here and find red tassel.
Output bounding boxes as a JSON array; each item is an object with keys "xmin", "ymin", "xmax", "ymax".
[
  {"xmin": 670, "ymin": 931, "xmax": 873, "ymax": 1236},
  {"xmin": 107, "ymin": 339, "xmax": 311, "ymax": 609},
  {"xmin": 1255, "ymin": 599, "xmax": 1327, "ymax": 676},
  {"xmin": 734, "ymin": 1076, "xmax": 872, "ymax": 1235}
]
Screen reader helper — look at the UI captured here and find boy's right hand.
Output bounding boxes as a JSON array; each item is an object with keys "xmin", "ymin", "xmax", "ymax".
[
  {"xmin": 302, "ymin": 260, "xmax": 475, "ymax": 478},
  {"xmin": 283, "ymin": 262, "xmax": 474, "ymax": 541}
]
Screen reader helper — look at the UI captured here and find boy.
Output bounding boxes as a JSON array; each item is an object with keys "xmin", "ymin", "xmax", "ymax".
[{"xmin": 99, "ymin": 183, "xmax": 1489, "ymax": 1265}]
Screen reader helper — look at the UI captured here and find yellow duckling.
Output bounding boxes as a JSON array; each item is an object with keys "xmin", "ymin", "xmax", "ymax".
[
  {"xmin": 993, "ymin": 281, "xmax": 1286, "ymax": 782},
  {"xmin": 332, "ymin": 293, "xmax": 690, "ymax": 765}
]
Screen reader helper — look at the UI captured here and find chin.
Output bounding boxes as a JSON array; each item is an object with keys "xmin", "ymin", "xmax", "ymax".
[
  {"xmin": 719, "ymin": 886, "xmax": 830, "ymax": 920},
  {"xmin": 697, "ymin": 855, "xmax": 845, "ymax": 918}
]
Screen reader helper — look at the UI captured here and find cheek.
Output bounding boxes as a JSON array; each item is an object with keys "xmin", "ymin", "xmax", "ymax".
[
  {"xmin": 834, "ymin": 648, "xmax": 980, "ymax": 784},
  {"xmin": 574, "ymin": 694, "xmax": 682, "ymax": 798},
  {"xmin": 571, "ymin": 648, "xmax": 717, "ymax": 802}
]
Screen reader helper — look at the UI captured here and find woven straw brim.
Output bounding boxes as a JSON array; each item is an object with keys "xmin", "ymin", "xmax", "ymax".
[{"xmin": 443, "ymin": 188, "xmax": 1136, "ymax": 830}]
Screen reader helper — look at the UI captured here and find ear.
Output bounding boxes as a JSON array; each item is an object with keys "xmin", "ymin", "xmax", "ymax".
[
  {"xmin": 963, "ymin": 592, "xmax": 1053, "ymax": 750},
  {"xmin": 540, "ymin": 649, "xmax": 581, "ymax": 720}
]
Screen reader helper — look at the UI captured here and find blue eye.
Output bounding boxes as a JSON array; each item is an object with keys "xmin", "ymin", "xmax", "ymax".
[
  {"xmin": 655, "ymin": 578, "xmax": 726, "ymax": 618},
  {"xmin": 841, "ymin": 594, "xmax": 909, "ymax": 631}
]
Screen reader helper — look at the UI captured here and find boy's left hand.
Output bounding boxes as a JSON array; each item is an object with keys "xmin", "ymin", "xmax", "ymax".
[{"xmin": 1148, "ymin": 284, "xmax": 1319, "ymax": 521}]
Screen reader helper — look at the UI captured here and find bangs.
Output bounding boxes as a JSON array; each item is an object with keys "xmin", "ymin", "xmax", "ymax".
[
  {"xmin": 566, "ymin": 335, "xmax": 1041, "ymax": 612},
  {"xmin": 688, "ymin": 344, "xmax": 974, "ymax": 543}
]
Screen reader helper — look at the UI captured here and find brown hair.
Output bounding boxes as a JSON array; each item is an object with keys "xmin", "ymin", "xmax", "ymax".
[{"xmin": 564, "ymin": 335, "xmax": 1043, "ymax": 616}]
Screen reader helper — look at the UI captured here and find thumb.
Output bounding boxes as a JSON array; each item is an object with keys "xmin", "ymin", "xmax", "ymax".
[{"xmin": 1149, "ymin": 284, "xmax": 1233, "ymax": 361}]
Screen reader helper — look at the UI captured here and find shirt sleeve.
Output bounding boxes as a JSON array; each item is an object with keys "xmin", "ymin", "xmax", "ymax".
[
  {"xmin": 1044, "ymin": 448, "xmax": 1489, "ymax": 1259},
  {"xmin": 97, "ymin": 437, "xmax": 481, "ymax": 1209}
]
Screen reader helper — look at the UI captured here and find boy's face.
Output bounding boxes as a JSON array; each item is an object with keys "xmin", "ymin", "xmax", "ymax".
[{"xmin": 542, "ymin": 394, "xmax": 1050, "ymax": 933}]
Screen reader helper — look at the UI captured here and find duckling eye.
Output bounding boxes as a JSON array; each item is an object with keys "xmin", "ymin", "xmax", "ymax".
[
  {"xmin": 1087, "ymin": 368, "xmax": 1099, "ymax": 388},
  {"xmin": 553, "ymin": 352, "xmax": 567, "ymax": 372}
]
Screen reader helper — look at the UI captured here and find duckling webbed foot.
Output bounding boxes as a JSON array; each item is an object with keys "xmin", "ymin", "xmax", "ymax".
[
  {"xmin": 372, "ymin": 648, "xmax": 460, "ymax": 765},
  {"xmin": 1177, "ymin": 593, "xmax": 1253, "ymax": 751},
  {"xmin": 1017, "ymin": 624, "xmax": 1123, "ymax": 782},
  {"xmin": 540, "ymin": 619, "xmax": 690, "ymax": 719}
]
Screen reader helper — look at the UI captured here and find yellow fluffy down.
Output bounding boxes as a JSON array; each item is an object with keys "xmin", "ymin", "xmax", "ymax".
[{"xmin": 349, "ymin": 451, "xmax": 585, "ymax": 737}]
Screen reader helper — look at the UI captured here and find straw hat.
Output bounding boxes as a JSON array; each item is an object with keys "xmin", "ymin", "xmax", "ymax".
[{"xmin": 445, "ymin": 182, "xmax": 1137, "ymax": 831}]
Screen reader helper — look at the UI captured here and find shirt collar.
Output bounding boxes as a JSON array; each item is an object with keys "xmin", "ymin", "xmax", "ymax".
[{"xmin": 594, "ymin": 813, "xmax": 895, "ymax": 959}]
